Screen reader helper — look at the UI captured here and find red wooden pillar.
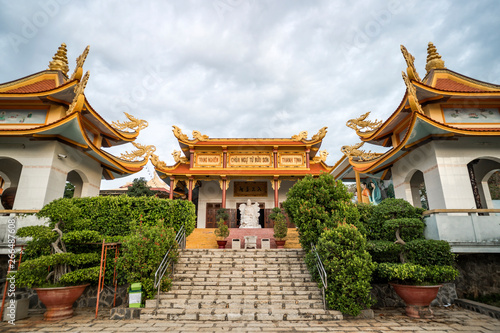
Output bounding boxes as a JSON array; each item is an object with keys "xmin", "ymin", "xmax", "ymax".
[
  {"xmin": 305, "ymin": 147, "xmax": 310, "ymax": 168},
  {"xmin": 188, "ymin": 178, "xmax": 193, "ymax": 202},
  {"xmin": 222, "ymin": 147, "xmax": 227, "ymax": 168},
  {"xmin": 274, "ymin": 178, "xmax": 279, "ymax": 208},
  {"xmin": 273, "ymin": 147, "xmax": 278, "ymax": 168},
  {"xmin": 189, "ymin": 148, "xmax": 194, "ymax": 169},
  {"xmin": 169, "ymin": 177, "xmax": 174, "ymax": 200},
  {"xmin": 221, "ymin": 178, "xmax": 227, "ymax": 209}
]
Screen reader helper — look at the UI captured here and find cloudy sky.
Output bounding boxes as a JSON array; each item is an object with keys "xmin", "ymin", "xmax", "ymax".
[{"xmin": 1, "ymin": 0, "xmax": 499, "ymax": 189}]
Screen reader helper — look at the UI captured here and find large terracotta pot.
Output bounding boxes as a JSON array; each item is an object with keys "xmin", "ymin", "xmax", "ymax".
[
  {"xmin": 275, "ymin": 240, "xmax": 286, "ymax": 249},
  {"xmin": 216, "ymin": 240, "xmax": 227, "ymax": 249},
  {"xmin": 390, "ymin": 283, "xmax": 442, "ymax": 318},
  {"xmin": 34, "ymin": 284, "xmax": 89, "ymax": 321}
]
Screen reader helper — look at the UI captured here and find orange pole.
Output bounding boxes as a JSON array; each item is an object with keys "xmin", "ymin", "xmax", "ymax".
[
  {"xmin": 222, "ymin": 179, "xmax": 226, "ymax": 209},
  {"xmin": 95, "ymin": 239, "xmax": 106, "ymax": 319},
  {"xmin": 169, "ymin": 178, "xmax": 174, "ymax": 200},
  {"xmin": 355, "ymin": 171, "xmax": 362, "ymax": 203}
]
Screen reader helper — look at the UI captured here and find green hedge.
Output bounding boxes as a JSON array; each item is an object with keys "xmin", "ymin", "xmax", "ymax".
[
  {"xmin": 367, "ymin": 240, "xmax": 401, "ymax": 263},
  {"xmin": 376, "ymin": 263, "xmax": 459, "ymax": 285},
  {"xmin": 38, "ymin": 196, "xmax": 196, "ymax": 237},
  {"xmin": 405, "ymin": 239, "xmax": 456, "ymax": 266}
]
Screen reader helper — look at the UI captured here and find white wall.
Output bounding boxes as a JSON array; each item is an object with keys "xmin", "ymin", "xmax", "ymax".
[{"xmin": 391, "ymin": 138, "xmax": 500, "ymax": 209}]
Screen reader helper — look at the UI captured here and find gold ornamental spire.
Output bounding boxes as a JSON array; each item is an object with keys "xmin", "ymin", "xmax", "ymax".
[
  {"xmin": 425, "ymin": 42, "xmax": 445, "ymax": 74},
  {"xmin": 48, "ymin": 43, "xmax": 69, "ymax": 75}
]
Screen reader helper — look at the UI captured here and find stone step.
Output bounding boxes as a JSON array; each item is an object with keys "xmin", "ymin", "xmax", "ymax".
[
  {"xmin": 141, "ymin": 308, "xmax": 342, "ymax": 321},
  {"xmin": 145, "ymin": 299, "xmax": 324, "ymax": 309},
  {"xmin": 171, "ymin": 281, "xmax": 318, "ymax": 287},
  {"xmin": 153, "ymin": 293, "xmax": 323, "ymax": 302}
]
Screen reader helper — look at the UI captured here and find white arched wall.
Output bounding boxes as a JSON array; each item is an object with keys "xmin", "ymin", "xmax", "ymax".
[
  {"xmin": 0, "ymin": 138, "xmax": 102, "ymax": 210},
  {"xmin": 391, "ymin": 138, "xmax": 500, "ymax": 209}
]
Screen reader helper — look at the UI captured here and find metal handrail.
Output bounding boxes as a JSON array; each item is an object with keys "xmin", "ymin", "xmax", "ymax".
[
  {"xmin": 310, "ymin": 243, "xmax": 328, "ymax": 310},
  {"xmin": 153, "ymin": 225, "xmax": 186, "ymax": 314}
]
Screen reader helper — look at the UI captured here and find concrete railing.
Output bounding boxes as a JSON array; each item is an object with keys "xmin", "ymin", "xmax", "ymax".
[{"xmin": 423, "ymin": 209, "xmax": 500, "ymax": 253}]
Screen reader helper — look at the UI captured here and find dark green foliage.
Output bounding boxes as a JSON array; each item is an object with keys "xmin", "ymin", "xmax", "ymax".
[
  {"xmin": 216, "ymin": 208, "xmax": 229, "ymax": 222},
  {"xmin": 384, "ymin": 218, "xmax": 425, "ymax": 231},
  {"xmin": 272, "ymin": 211, "xmax": 287, "ymax": 240},
  {"xmin": 16, "ymin": 226, "xmax": 57, "ymax": 260},
  {"xmin": 283, "ymin": 173, "xmax": 364, "ymax": 252},
  {"xmin": 366, "ymin": 198, "xmax": 424, "ymax": 241},
  {"xmin": 38, "ymin": 196, "xmax": 196, "ymax": 237},
  {"xmin": 356, "ymin": 203, "xmax": 373, "ymax": 232},
  {"xmin": 126, "ymin": 177, "xmax": 156, "ymax": 197},
  {"xmin": 14, "ymin": 252, "xmax": 100, "ymax": 288},
  {"xmin": 117, "ymin": 220, "xmax": 177, "ymax": 301},
  {"xmin": 63, "ymin": 182, "xmax": 75, "ymax": 198},
  {"xmin": 488, "ymin": 171, "xmax": 500, "ymax": 200},
  {"xmin": 366, "ymin": 241, "xmax": 400, "ymax": 263},
  {"xmin": 59, "ymin": 266, "xmax": 100, "ymax": 285},
  {"xmin": 404, "ymin": 239, "xmax": 456, "ymax": 266},
  {"xmin": 62, "ymin": 230, "xmax": 102, "ymax": 253},
  {"xmin": 214, "ymin": 218, "xmax": 230, "ymax": 239},
  {"xmin": 376, "ymin": 263, "xmax": 459, "ymax": 285},
  {"xmin": 317, "ymin": 224, "xmax": 375, "ymax": 316}
]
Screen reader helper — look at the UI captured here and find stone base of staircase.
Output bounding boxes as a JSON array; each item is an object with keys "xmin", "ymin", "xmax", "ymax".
[{"xmin": 142, "ymin": 249, "xmax": 343, "ymax": 321}]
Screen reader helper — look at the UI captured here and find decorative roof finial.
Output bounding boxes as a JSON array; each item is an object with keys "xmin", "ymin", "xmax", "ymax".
[
  {"xmin": 425, "ymin": 42, "xmax": 445, "ymax": 74},
  {"xmin": 48, "ymin": 43, "xmax": 69, "ymax": 75}
]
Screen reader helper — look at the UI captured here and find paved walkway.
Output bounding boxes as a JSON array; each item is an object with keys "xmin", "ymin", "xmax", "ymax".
[{"xmin": 1, "ymin": 306, "xmax": 499, "ymax": 332}]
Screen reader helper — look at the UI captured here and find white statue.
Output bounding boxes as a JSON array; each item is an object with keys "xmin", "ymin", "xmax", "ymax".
[{"xmin": 239, "ymin": 199, "xmax": 261, "ymax": 228}]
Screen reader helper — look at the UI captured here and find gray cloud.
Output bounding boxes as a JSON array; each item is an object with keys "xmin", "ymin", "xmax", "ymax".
[{"xmin": 1, "ymin": 0, "xmax": 499, "ymax": 189}]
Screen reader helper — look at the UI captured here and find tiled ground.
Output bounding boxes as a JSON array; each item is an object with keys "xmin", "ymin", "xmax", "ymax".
[{"xmin": 1, "ymin": 306, "xmax": 499, "ymax": 332}]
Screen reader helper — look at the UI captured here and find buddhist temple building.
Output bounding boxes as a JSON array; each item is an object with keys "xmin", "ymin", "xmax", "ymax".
[
  {"xmin": 333, "ymin": 42, "xmax": 500, "ymax": 252},
  {"xmin": 0, "ymin": 43, "xmax": 149, "ymax": 214},
  {"xmin": 150, "ymin": 126, "xmax": 333, "ymax": 228}
]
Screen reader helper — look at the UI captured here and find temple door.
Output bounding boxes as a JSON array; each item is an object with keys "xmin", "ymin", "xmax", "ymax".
[{"xmin": 206, "ymin": 203, "xmax": 221, "ymax": 228}]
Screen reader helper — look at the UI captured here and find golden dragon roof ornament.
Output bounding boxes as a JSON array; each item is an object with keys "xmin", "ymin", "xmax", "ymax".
[
  {"xmin": 112, "ymin": 112, "xmax": 149, "ymax": 133},
  {"xmin": 400, "ymin": 45, "xmax": 421, "ymax": 82},
  {"xmin": 172, "ymin": 126, "xmax": 209, "ymax": 142},
  {"xmin": 313, "ymin": 150, "xmax": 329, "ymax": 162},
  {"xmin": 192, "ymin": 130, "xmax": 209, "ymax": 141},
  {"xmin": 309, "ymin": 127, "xmax": 328, "ymax": 142},
  {"xmin": 120, "ymin": 142, "xmax": 156, "ymax": 161},
  {"xmin": 425, "ymin": 42, "xmax": 445, "ymax": 74},
  {"xmin": 402, "ymin": 71, "xmax": 424, "ymax": 114},
  {"xmin": 346, "ymin": 112, "xmax": 383, "ymax": 133},
  {"xmin": 172, "ymin": 150, "xmax": 188, "ymax": 163},
  {"xmin": 70, "ymin": 45, "xmax": 90, "ymax": 81},
  {"xmin": 150, "ymin": 153, "xmax": 167, "ymax": 169},
  {"xmin": 48, "ymin": 43, "xmax": 69, "ymax": 76},
  {"xmin": 291, "ymin": 131, "xmax": 308, "ymax": 141},
  {"xmin": 340, "ymin": 142, "xmax": 382, "ymax": 161},
  {"xmin": 66, "ymin": 71, "xmax": 89, "ymax": 115}
]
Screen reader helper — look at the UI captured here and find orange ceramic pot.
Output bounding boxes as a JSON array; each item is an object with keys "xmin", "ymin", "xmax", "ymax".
[{"xmin": 34, "ymin": 284, "xmax": 89, "ymax": 321}]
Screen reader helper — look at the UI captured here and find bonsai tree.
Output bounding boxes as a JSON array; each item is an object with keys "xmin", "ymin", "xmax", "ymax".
[
  {"xmin": 214, "ymin": 208, "xmax": 230, "ymax": 239},
  {"xmin": 14, "ymin": 199, "xmax": 101, "ymax": 288},
  {"xmin": 270, "ymin": 207, "xmax": 287, "ymax": 240}
]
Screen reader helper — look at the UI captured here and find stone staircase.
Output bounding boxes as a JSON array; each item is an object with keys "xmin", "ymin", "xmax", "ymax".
[{"xmin": 142, "ymin": 249, "xmax": 342, "ymax": 321}]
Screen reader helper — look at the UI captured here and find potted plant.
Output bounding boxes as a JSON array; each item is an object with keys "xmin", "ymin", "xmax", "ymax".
[
  {"xmin": 376, "ymin": 217, "xmax": 459, "ymax": 318},
  {"xmin": 214, "ymin": 208, "xmax": 230, "ymax": 249},
  {"xmin": 270, "ymin": 207, "xmax": 287, "ymax": 248},
  {"xmin": 11, "ymin": 199, "xmax": 100, "ymax": 320}
]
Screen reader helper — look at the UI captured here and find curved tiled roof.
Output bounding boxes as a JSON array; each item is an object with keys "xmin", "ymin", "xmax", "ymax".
[
  {"xmin": 434, "ymin": 78, "xmax": 485, "ymax": 92},
  {"xmin": 4, "ymin": 79, "xmax": 57, "ymax": 93}
]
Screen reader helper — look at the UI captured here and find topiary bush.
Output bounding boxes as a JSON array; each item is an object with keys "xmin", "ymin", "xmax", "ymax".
[
  {"xmin": 317, "ymin": 223, "xmax": 375, "ymax": 316},
  {"xmin": 366, "ymin": 198, "xmax": 424, "ymax": 241},
  {"xmin": 376, "ymin": 263, "xmax": 459, "ymax": 285},
  {"xmin": 283, "ymin": 173, "xmax": 364, "ymax": 252},
  {"xmin": 404, "ymin": 239, "xmax": 456, "ymax": 267}
]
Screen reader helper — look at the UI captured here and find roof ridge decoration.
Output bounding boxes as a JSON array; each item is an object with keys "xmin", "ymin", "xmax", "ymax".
[
  {"xmin": 312, "ymin": 150, "xmax": 328, "ymax": 162},
  {"xmin": 192, "ymin": 130, "xmax": 209, "ymax": 141},
  {"xmin": 400, "ymin": 45, "xmax": 421, "ymax": 82},
  {"xmin": 309, "ymin": 127, "xmax": 328, "ymax": 142},
  {"xmin": 70, "ymin": 45, "xmax": 90, "ymax": 81},
  {"xmin": 112, "ymin": 112, "xmax": 149, "ymax": 133},
  {"xmin": 172, "ymin": 125, "xmax": 209, "ymax": 143},
  {"xmin": 402, "ymin": 71, "xmax": 424, "ymax": 114},
  {"xmin": 425, "ymin": 42, "xmax": 445, "ymax": 74},
  {"xmin": 172, "ymin": 150, "xmax": 188, "ymax": 163},
  {"xmin": 120, "ymin": 142, "xmax": 156, "ymax": 161},
  {"xmin": 48, "ymin": 43, "xmax": 69, "ymax": 76},
  {"xmin": 291, "ymin": 131, "xmax": 308, "ymax": 141},
  {"xmin": 346, "ymin": 112, "xmax": 383, "ymax": 133},
  {"xmin": 340, "ymin": 142, "xmax": 382, "ymax": 161},
  {"xmin": 150, "ymin": 153, "xmax": 168, "ymax": 169},
  {"xmin": 66, "ymin": 71, "xmax": 90, "ymax": 115}
]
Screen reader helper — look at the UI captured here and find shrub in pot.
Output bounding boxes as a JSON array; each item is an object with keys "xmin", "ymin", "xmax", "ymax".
[
  {"xmin": 270, "ymin": 207, "xmax": 287, "ymax": 248},
  {"xmin": 12, "ymin": 199, "xmax": 100, "ymax": 320},
  {"xmin": 214, "ymin": 208, "xmax": 230, "ymax": 248}
]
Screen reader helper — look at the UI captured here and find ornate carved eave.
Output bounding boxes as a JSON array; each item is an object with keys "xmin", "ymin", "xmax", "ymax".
[
  {"xmin": 66, "ymin": 71, "xmax": 89, "ymax": 115},
  {"xmin": 120, "ymin": 142, "xmax": 156, "ymax": 162},
  {"xmin": 402, "ymin": 71, "xmax": 424, "ymax": 114},
  {"xmin": 172, "ymin": 126, "xmax": 209, "ymax": 143},
  {"xmin": 70, "ymin": 45, "xmax": 90, "ymax": 81},
  {"xmin": 112, "ymin": 112, "xmax": 149, "ymax": 133},
  {"xmin": 340, "ymin": 142, "xmax": 383, "ymax": 162},
  {"xmin": 401, "ymin": 45, "xmax": 421, "ymax": 82},
  {"xmin": 346, "ymin": 112, "xmax": 383, "ymax": 134}
]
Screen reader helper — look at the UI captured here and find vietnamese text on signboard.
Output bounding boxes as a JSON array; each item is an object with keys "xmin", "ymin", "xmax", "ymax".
[
  {"xmin": 195, "ymin": 154, "xmax": 222, "ymax": 167},
  {"xmin": 234, "ymin": 181, "xmax": 268, "ymax": 197},
  {"xmin": 279, "ymin": 154, "xmax": 304, "ymax": 167},
  {"xmin": 228, "ymin": 154, "xmax": 272, "ymax": 167}
]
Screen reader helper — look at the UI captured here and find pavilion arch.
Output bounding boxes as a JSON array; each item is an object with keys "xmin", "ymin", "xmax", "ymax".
[
  {"xmin": 0, "ymin": 157, "xmax": 23, "ymax": 209},
  {"xmin": 66, "ymin": 169, "xmax": 88, "ymax": 198},
  {"xmin": 403, "ymin": 169, "xmax": 428, "ymax": 209},
  {"xmin": 466, "ymin": 156, "xmax": 500, "ymax": 209}
]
